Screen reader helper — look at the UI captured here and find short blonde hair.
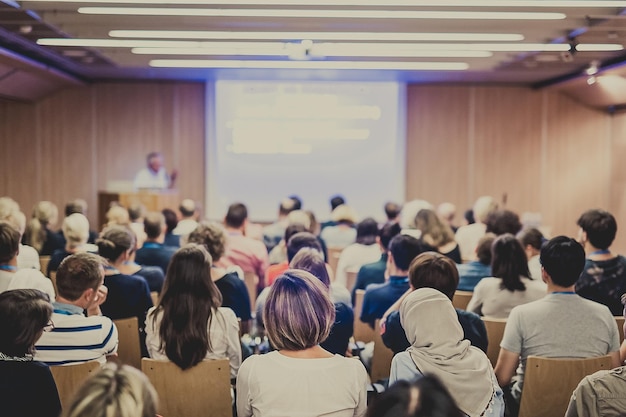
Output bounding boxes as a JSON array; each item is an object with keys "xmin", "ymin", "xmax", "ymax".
[
  {"xmin": 63, "ymin": 213, "xmax": 90, "ymax": 248},
  {"xmin": 186, "ymin": 221, "xmax": 226, "ymax": 261},
  {"xmin": 63, "ymin": 363, "xmax": 158, "ymax": 417},
  {"xmin": 264, "ymin": 269, "xmax": 335, "ymax": 351},
  {"xmin": 473, "ymin": 196, "xmax": 497, "ymax": 224}
]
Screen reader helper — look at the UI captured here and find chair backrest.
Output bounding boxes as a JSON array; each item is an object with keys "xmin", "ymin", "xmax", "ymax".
[
  {"xmin": 243, "ymin": 272, "xmax": 258, "ymax": 311},
  {"xmin": 345, "ymin": 267, "xmax": 359, "ymax": 292},
  {"xmin": 39, "ymin": 255, "xmax": 51, "ymax": 277},
  {"xmin": 113, "ymin": 317, "xmax": 142, "ymax": 369},
  {"xmin": 370, "ymin": 319, "xmax": 395, "ymax": 382},
  {"xmin": 452, "ymin": 290, "xmax": 473, "ymax": 310},
  {"xmin": 327, "ymin": 247, "xmax": 343, "ymax": 279},
  {"xmin": 49, "ymin": 271, "xmax": 58, "ymax": 295},
  {"xmin": 150, "ymin": 291, "xmax": 159, "ymax": 306},
  {"xmin": 482, "ymin": 317, "xmax": 507, "ymax": 367},
  {"xmin": 141, "ymin": 358, "xmax": 232, "ymax": 417},
  {"xmin": 353, "ymin": 289, "xmax": 375, "ymax": 343},
  {"xmin": 50, "ymin": 360, "xmax": 101, "ymax": 410},
  {"xmin": 615, "ymin": 316, "xmax": 625, "ymax": 343},
  {"xmin": 518, "ymin": 355, "xmax": 613, "ymax": 417}
]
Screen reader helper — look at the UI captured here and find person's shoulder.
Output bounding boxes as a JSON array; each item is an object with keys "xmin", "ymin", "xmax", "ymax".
[
  {"xmin": 138, "ymin": 266, "xmax": 165, "ymax": 277},
  {"xmin": 217, "ymin": 306, "xmax": 238, "ymax": 321},
  {"xmin": 364, "ymin": 282, "xmax": 387, "ymax": 296},
  {"xmin": 456, "ymin": 308, "xmax": 482, "ymax": 322}
]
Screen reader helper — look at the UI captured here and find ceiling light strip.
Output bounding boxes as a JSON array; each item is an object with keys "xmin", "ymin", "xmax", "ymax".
[
  {"xmin": 78, "ymin": 8, "xmax": 567, "ymax": 19},
  {"xmin": 148, "ymin": 59, "xmax": 470, "ymax": 70}
]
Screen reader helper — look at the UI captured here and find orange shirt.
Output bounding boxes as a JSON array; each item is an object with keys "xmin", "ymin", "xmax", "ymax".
[{"xmin": 265, "ymin": 261, "xmax": 289, "ymax": 286}]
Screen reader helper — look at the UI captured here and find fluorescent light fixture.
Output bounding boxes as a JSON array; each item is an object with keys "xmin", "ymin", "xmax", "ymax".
[
  {"xmin": 132, "ymin": 46, "xmax": 492, "ymax": 58},
  {"xmin": 38, "ymin": 38, "xmax": 622, "ymax": 53},
  {"xmin": 110, "ymin": 30, "xmax": 525, "ymax": 42},
  {"xmin": 149, "ymin": 59, "xmax": 469, "ymax": 70},
  {"xmin": 22, "ymin": 0, "xmax": 626, "ymax": 6},
  {"xmin": 78, "ymin": 7, "xmax": 566, "ymax": 19}
]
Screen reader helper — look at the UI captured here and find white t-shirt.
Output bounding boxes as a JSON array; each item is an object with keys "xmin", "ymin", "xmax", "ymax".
[
  {"xmin": 334, "ymin": 243, "xmax": 381, "ymax": 289},
  {"xmin": 466, "ymin": 276, "xmax": 546, "ymax": 319},
  {"xmin": 17, "ymin": 244, "xmax": 40, "ymax": 270},
  {"xmin": 133, "ymin": 167, "xmax": 169, "ymax": 189},
  {"xmin": 145, "ymin": 306, "xmax": 242, "ymax": 379},
  {"xmin": 1, "ymin": 269, "xmax": 56, "ymax": 301},
  {"xmin": 236, "ymin": 351, "xmax": 368, "ymax": 417}
]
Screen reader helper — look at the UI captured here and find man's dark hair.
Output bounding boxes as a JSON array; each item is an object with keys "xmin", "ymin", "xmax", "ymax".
[
  {"xmin": 64, "ymin": 199, "xmax": 87, "ymax": 217},
  {"xmin": 577, "ymin": 209, "xmax": 617, "ymax": 250},
  {"xmin": 476, "ymin": 233, "xmax": 496, "ymax": 265},
  {"xmin": 408, "ymin": 252, "xmax": 460, "ymax": 300},
  {"xmin": 0, "ymin": 222, "xmax": 20, "ymax": 264},
  {"xmin": 284, "ymin": 223, "xmax": 307, "ymax": 243},
  {"xmin": 464, "ymin": 209, "xmax": 475, "ymax": 225},
  {"xmin": 287, "ymin": 232, "xmax": 322, "ymax": 262},
  {"xmin": 519, "ymin": 228, "xmax": 544, "ymax": 251},
  {"xmin": 288, "ymin": 195, "xmax": 302, "ymax": 210},
  {"xmin": 278, "ymin": 198, "xmax": 296, "ymax": 216},
  {"xmin": 144, "ymin": 212, "xmax": 165, "ymax": 239},
  {"xmin": 384, "ymin": 202, "xmax": 402, "ymax": 221},
  {"xmin": 330, "ymin": 195, "xmax": 345, "ymax": 211},
  {"xmin": 380, "ymin": 222, "xmax": 402, "ymax": 251},
  {"xmin": 388, "ymin": 234, "xmax": 425, "ymax": 271},
  {"xmin": 485, "ymin": 209, "xmax": 522, "ymax": 236},
  {"xmin": 356, "ymin": 218, "xmax": 379, "ymax": 246},
  {"xmin": 540, "ymin": 236, "xmax": 586, "ymax": 287},
  {"xmin": 162, "ymin": 209, "xmax": 178, "ymax": 234},
  {"xmin": 57, "ymin": 253, "xmax": 105, "ymax": 301},
  {"xmin": 225, "ymin": 203, "xmax": 248, "ymax": 229}
]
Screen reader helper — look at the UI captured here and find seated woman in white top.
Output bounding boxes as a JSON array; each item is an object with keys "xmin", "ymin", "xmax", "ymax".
[
  {"xmin": 335, "ymin": 217, "xmax": 381, "ymax": 289},
  {"xmin": 389, "ymin": 288, "xmax": 504, "ymax": 417},
  {"xmin": 467, "ymin": 234, "xmax": 546, "ymax": 318},
  {"xmin": 236, "ymin": 269, "xmax": 369, "ymax": 417},
  {"xmin": 145, "ymin": 244, "xmax": 241, "ymax": 379}
]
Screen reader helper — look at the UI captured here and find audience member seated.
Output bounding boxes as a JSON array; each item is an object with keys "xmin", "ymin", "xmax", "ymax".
[
  {"xmin": 173, "ymin": 198, "xmax": 199, "ymax": 238},
  {"xmin": 0, "ymin": 289, "xmax": 61, "ymax": 417},
  {"xmin": 351, "ymin": 221, "xmax": 401, "ymax": 305},
  {"xmin": 575, "ymin": 209, "xmax": 626, "ymax": 315},
  {"xmin": 565, "ymin": 365, "xmax": 626, "ymax": 417},
  {"xmin": 267, "ymin": 210, "xmax": 311, "ymax": 265},
  {"xmin": 0, "ymin": 222, "xmax": 55, "ymax": 300},
  {"xmin": 485, "ymin": 209, "xmax": 523, "ymax": 236},
  {"xmin": 135, "ymin": 211, "xmax": 178, "ymax": 275},
  {"xmin": 59, "ymin": 199, "xmax": 98, "ymax": 244},
  {"xmin": 127, "ymin": 203, "xmax": 147, "ymax": 247},
  {"xmin": 263, "ymin": 197, "xmax": 297, "ymax": 252},
  {"xmin": 455, "ymin": 196, "xmax": 497, "ymax": 262},
  {"xmin": 320, "ymin": 204, "xmax": 359, "ymax": 249},
  {"xmin": 48, "ymin": 213, "xmax": 94, "ymax": 276},
  {"xmin": 145, "ymin": 244, "xmax": 241, "ymax": 379},
  {"xmin": 415, "ymin": 208, "xmax": 461, "ymax": 263},
  {"xmin": 0, "ymin": 197, "xmax": 40, "ymax": 270},
  {"xmin": 384, "ymin": 201, "xmax": 402, "ymax": 224},
  {"xmin": 437, "ymin": 202, "xmax": 458, "ymax": 233},
  {"xmin": 162, "ymin": 208, "xmax": 180, "ymax": 247},
  {"xmin": 187, "ymin": 221, "xmax": 252, "ymax": 324},
  {"xmin": 116, "ymin": 226, "xmax": 165, "ymax": 293},
  {"xmin": 382, "ymin": 252, "xmax": 488, "ymax": 354},
  {"xmin": 62, "ymin": 362, "xmax": 158, "ymax": 417},
  {"xmin": 319, "ymin": 194, "xmax": 346, "ymax": 230},
  {"xmin": 23, "ymin": 200, "xmax": 64, "ymax": 256},
  {"xmin": 335, "ymin": 217, "xmax": 381, "ymax": 288},
  {"xmin": 467, "ymin": 234, "xmax": 546, "ymax": 318},
  {"xmin": 265, "ymin": 223, "xmax": 307, "ymax": 285},
  {"xmin": 98, "ymin": 228, "xmax": 153, "ymax": 323},
  {"xmin": 291, "ymin": 248, "xmax": 354, "ymax": 356},
  {"xmin": 389, "ymin": 288, "xmax": 504, "ymax": 417},
  {"xmin": 456, "ymin": 233, "xmax": 495, "ymax": 291},
  {"xmin": 218, "ymin": 202, "xmax": 269, "ymax": 290},
  {"xmin": 360, "ymin": 234, "xmax": 424, "ymax": 329},
  {"xmin": 399, "ymin": 199, "xmax": 433, "ymax": 239},
  {"xmin": 518, "ymin": 227, "xmax": 544, "ymax": 280},
  {"xmin": 305, "ymin": 209, "xmax": 329, "ymax": 262},
  {"xmin": 366, "ymin": 375, "xmax": 464, "ymax": 417},
  {"xmin": 104, "ymin": 204, "xmax": 130, "ymax": 229},
  {"xmin": 495, "ymin": 236, "xmax": 621, "ymax": 415},
  {"xmin": 236, "ymin": 270, "xmax": 368, "ymax": 417},
  {"xmin": 35, "ymin": 253, "xmax": 118, "ymax": 365}
]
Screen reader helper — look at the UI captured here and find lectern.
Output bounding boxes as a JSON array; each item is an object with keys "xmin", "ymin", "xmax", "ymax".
[{"xmin": 98, "ymin": 190, "xmax": 179, "ymax": 228}]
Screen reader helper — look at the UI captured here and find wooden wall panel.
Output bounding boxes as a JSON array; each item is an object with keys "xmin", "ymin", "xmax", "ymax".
[
  {"xmin": 473, "ymin": 88, "xmax": 543, "ymax": 214},
  {"xmin": 405, "ymin": 86, "xmax": 471, "ymax": 213},
  {"xmin": 542, "ymin": 92, "xmax": 611, "ymax": 240},
  {"xmin": 609, "ymin": 112, "xmax": 626, "ymax": 254}
]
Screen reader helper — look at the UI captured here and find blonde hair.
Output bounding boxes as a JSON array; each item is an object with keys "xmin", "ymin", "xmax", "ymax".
[
  {"xmin": 62, "ymin": 363, "xmax": 158, "ymax": 417},
  {"xmin": 473, "ymin": 196, "xmax": 497, "ymax": 224},
  {"xmin": 0, "ymin": 197, "xmax": 20, "ymax": 221},
  {"xmin": 25, "ymin": 201, "xmax": 58, "ymax": 253},
  {"xmin": 63, "ymin": 213, "xmax": 90, "ymax": 249},
  {"xmin": 286, "ymin": 210, "xmax": 311, "ymax": 230},
  {"xmin": 105, "ymin": 205, "xmax": 130, "ymax": 228},
  {"xmin": 415, "ymin": 209, "xmax": 455, "ymax": 248}
]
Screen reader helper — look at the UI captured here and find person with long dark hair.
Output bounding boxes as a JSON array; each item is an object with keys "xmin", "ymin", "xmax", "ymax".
[
  {"xmin": 466, "ymin": 234, "xmax": 546, "ymax": 318},
  {"xmin": 145, "ymin": 244, "xmax": 241, "ymax": 378}
]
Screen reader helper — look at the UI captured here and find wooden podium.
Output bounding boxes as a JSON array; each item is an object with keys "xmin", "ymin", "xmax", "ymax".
[{"xmin": 98, "ymin": 190, "xmax": 179, "ymax": 228}]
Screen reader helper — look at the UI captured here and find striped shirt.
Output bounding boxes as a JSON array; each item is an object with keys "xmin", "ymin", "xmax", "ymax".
[{"xmin": 34, "ymin": 302, "xmax": 118, "ymax": 366}]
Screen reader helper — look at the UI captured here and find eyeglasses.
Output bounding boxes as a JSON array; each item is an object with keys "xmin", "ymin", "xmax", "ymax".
[{"xmin": 43, "ymin": 320, "xmax": 55, "ymax": 332}]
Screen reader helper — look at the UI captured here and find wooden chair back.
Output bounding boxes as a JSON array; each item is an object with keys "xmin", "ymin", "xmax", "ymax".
[
  {"xmin": 353, "ymin": 289, "xmax": 375, "ymax": 343},
  {"xmin": 50, "ymin": 360, "xmax": 100, "ymax": 410},
  {"xmin": 327, "ymin": 247, "xmax": 343, "ymax": 279},
  {"xmin": 113, "ymin": 317, "xmax": 142, "ymax": 369},
  {"xmin": 452, "ymin": 290, "xmax": 473, "ymax": 310},
  {"xmin": 142, "ymin": 358, "xmax": 232, "ymax": 417},
  {"xmin": 345, "ymin": 267, "xmax": 359, "ymax": 292},
  {"xmin": 370, "ymin": 319, "xmax": 395, "ymax": 382},
  {"xmin": 243, "ymin": 272, "xmax": 259, "ymax": 311},
  {"xmin": 150, "ymin": 291, "xmax": 159, "ymax": 306},
  {"xmin": 616, "ymin": 316, "xmax": 625, "ymax": 343},
  {"xmin": 39, "ymin": 255, "xmax": 51, "ymax": 276},
  {"xmin": 482, "ymin": 317, "xmax": 507, "ymax": 367},
  {"xmin": 49, "ymin": 271, "xmax": 58, "ymax": 295},
  {"xmin": 518, "ymin": 355, "xmax": 613, "ymax": 417}
]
